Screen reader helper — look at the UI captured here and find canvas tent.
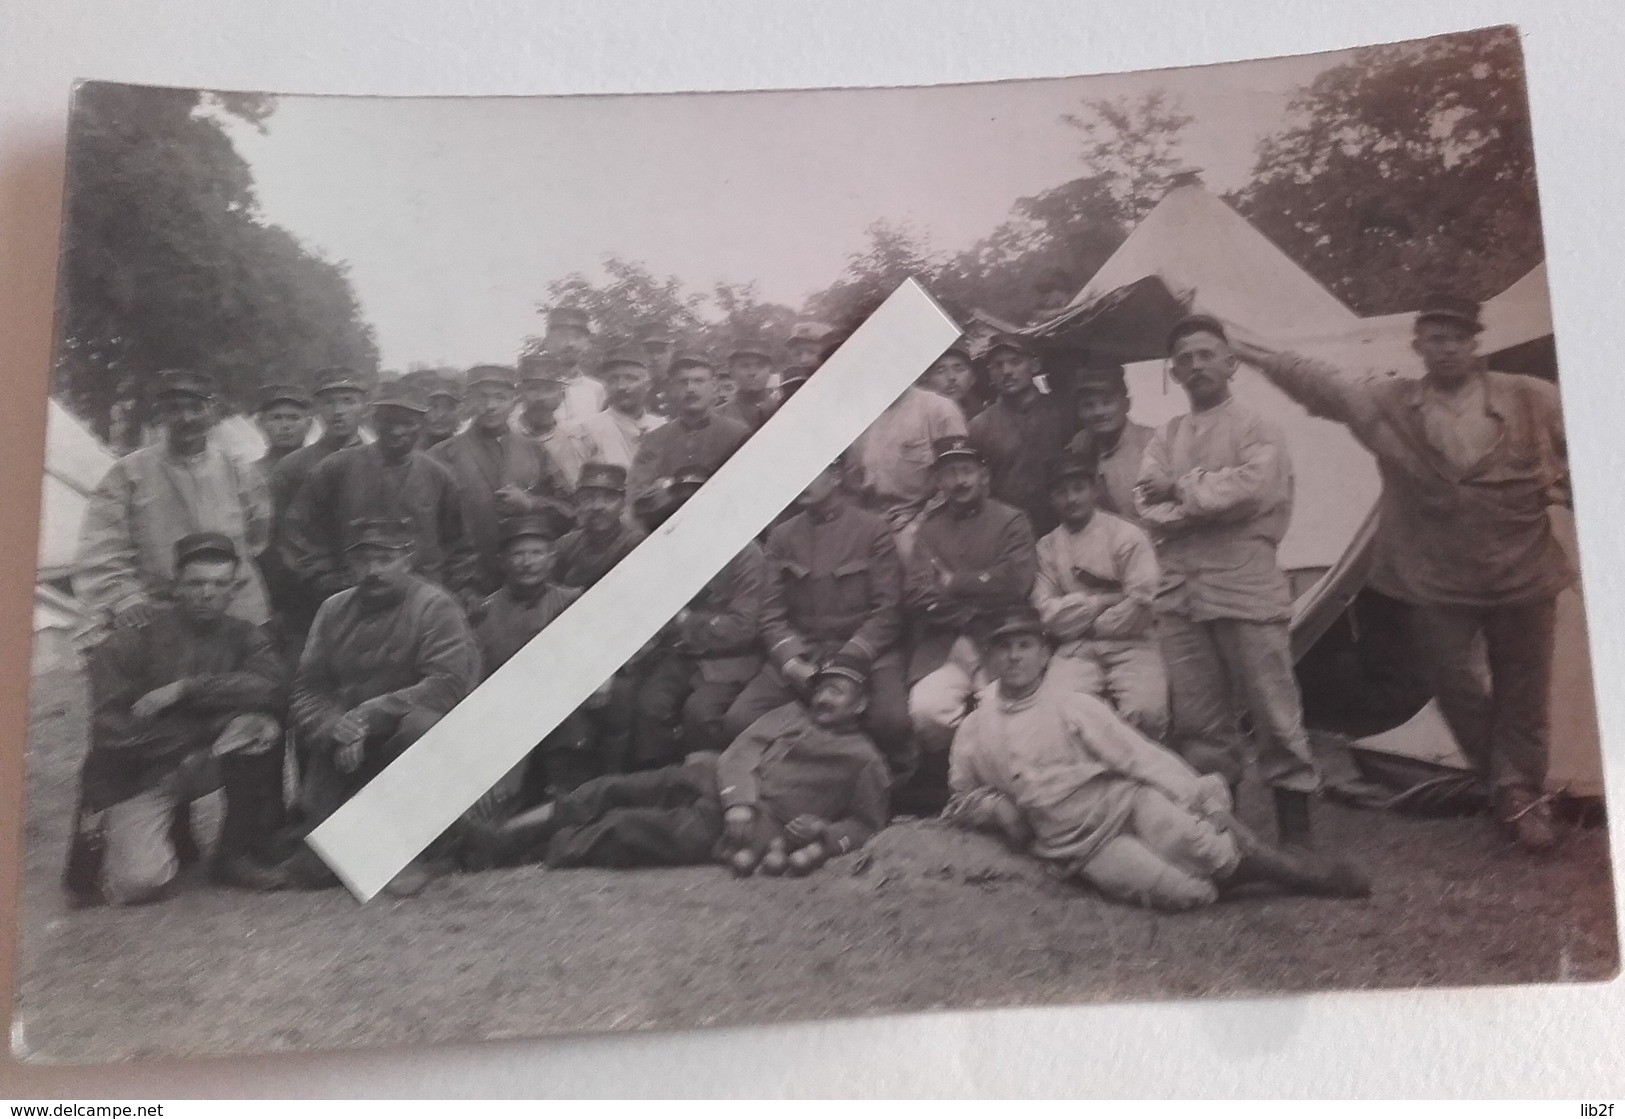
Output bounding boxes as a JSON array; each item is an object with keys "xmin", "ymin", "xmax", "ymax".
[
  {"xmin": 34, "ymin": 400, "xmax": 116, "ymax": 675},
  {"xmin": 1036, "ymin": 182, "xmax": 1598, "ymax": 798}
]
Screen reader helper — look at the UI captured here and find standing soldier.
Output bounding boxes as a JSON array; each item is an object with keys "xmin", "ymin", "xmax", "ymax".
[
  {"xmin": 1065, "ymin": 363, "xmax": 1155, "ymax": 525},
  {"xmin": 904, "ymin": 436, "xmax": 1038, "ymax": 761},
  {"xmin": 628, "ymin": 351, "xmax": 751, "ymax": 513},
  {"xmin": 252, "ymin": 384, "xmax": 313, "ymax": 474},
  {"xmin": 539, "ymin": 306, "xmax": 607, "ymax": 427},
  {"xmin": 515, "ymin": 352, "xmax": 600, "ymax": 490},
  {"xmin": 720, "ymin": 339, "xmax": 779, "ymax": 433},
  {"xmin": 1136, "ymin": 314, "xmax": 1320, "ymax": 847},
  {"xmin": 287, "ymin": 518, "xmax": 482, "ymax": 895},
  {"xmin": 1034, "ymin": 450, "xmax": 1167, "ymax": 738},
  {"xmin": 639, "ymin": 325, "xmax": 679, "ymax": 418},
  {"xmin": 969, "ymin": 334, "xmax": 1080, "ymax": 536},
  {"xmin": 579, "ymin": 348, "xmax": 666, "ymax": 471},
  {"xmin": 430, "ymin": 364, "xmax": 574, "ymax": 598},
  {"xmin": 75, "ymin": 369, "xmax": 272, "ymax": 630},
  {"xmin": 417, "ymin": 371, "xmax": 464, "ymax": 450},
  {"xmin": 785, "ymin": 321, "xmax": 832, "ymax": 371},
  {"xmin": 920, "ymin": 339, "xmax": 988, "ymax": 421},
  {"xmin": 850, "ymin": 355, "xmax": 968, "ymax": 539},
  {"xmin": 64, "ymin": 533, "xmax": 289, "ymax": 906},
  {"xmin": 1232, "ymin": 293, "xmax": 1574, "ymax": 853},
  {"xmin": 723, "ymin": 456, "xmax": 915, "ymax": 783},
  {"xmin": 282, "ymin": 377, "xmax": 478, "ymax": 612}
]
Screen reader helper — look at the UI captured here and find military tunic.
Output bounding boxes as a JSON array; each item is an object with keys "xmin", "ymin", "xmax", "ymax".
[{"xmin": 430, "ymin": 428, "xmax": 573, "ymax": 594}]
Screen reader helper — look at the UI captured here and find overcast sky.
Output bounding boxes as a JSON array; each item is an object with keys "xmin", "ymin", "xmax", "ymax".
[{"xmin": 226, "ymin": 46, "xmax": 1350, "ymax": 369}]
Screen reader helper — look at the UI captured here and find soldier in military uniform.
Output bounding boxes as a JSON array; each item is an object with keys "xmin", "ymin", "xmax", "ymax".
[
  {"xmin": 723, "ymin": 455, "xmax": 915, "ymax": 783},
  {"xmin": 720, "ymin": 339, "xmax": 779, "ymax": 433},
  {"xmin": 538, "ymin": 306, "xmax": 607, "ymax": 427},
  {"xmin": 578, "ymin": 348, "xmax": 666, "ymax": 472},
  {"xmin": 627, "ymin": 351, "xmax": 751, "ymax": 514},
  {"xmin": 417, "ymin": 370, "xmax": 465, "ymax": 450},
  {"xmin": 252, "ymin": 383, "xmax": 313, "ymax": 474},
  {"xmin": 429, "ymin": 364, "xmax": 573, "ymax": 599},
  {"xmin": 552, "ymin": 462, "xmax": 646, "ymax": 590},
  {"xmin": 785, "ymin": 321, "xmax": 832, "ymax": 370},
  {"xmin": 281, "ymin": 377, "xmax": 478, "ymax": 611},
  {"xmin": 514, "ymin": 351, "xmax": 601, "ymax": 490}
]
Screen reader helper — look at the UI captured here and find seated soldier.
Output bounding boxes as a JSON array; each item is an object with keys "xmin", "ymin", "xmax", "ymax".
[
  {"xmin": 287, "ymin": 518, "xmax": 482, "ymax": 894},
  {"xmin": 461, "ymin": 655, "xmax": 889, "ymax": 878},
  {"xmin": 552, "ymin": 462, "xmax": 646, "ymax": 591},
  {"xmin": 1033, "ymin": 450, "xmax": 1168, "ymax": 739},
  {"xmin": 472, "ymin": 513, "xmax": 592, "ymax": 806},
  {"xmin": 64, "ymin": 533, "xmax": 288, "ymax": 907},
  {"xmin": 629, "ymin": 467, "xmax": 764, "ymax": 768},
  {"xmin": 945, "ymin": 605, "xmax": 1369, "ymax": 911}
]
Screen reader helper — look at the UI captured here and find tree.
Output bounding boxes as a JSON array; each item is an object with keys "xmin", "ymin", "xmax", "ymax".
[
  {"xmin": 529, "ymin": 256, "xmax": 708, "ymax": 361},
  {"xmin": 1233, "ymin": 26, "xmax": 1543, "ymax": 314},
  {"xmin": 803, "ymin": 220, "xmax": 947, "ymax": 333},
  {"xmin": 56, "ymin": 82, "xmax": 378, "ymax": 446}
]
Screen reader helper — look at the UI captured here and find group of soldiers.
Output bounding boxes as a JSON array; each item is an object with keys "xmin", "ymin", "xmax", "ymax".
[{"xmin": 61, "ymin": 287, "xmax": 1573, "ymax": 910}]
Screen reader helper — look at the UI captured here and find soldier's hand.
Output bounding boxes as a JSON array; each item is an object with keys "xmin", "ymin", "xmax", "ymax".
[
  {"xmin": 723, "ymin": 805, "xmax": 756, "ymax": 846},
  {"xmin": 1137, "ymin": 478, "xmax": 1177, "ymax": 505},
  {"xmin": 783, "ymin": 657, "xmax": 818, "ymax": 695},
  {"xmin": 331, "ymin": 709, "xmax": 369, "ymax": 750},
  {"xmin": 132, "ymin": 680, "xmax": 187, "ymax": 721},
  {"xmin": 1191, "ymin": 773, "xmax": 1233, "ymax": 817},
  {"xmin": 334, "ymin": 736, "xmax": 365, "ymax": 775},
  {"xmin": 784, "ymin": 814, "xmax": 828, "ymax": 847},
  {"xmin": 494, "ymin": 485, "xmax": 532, "ymax": 516},
  {"xmin": 112, "ymin": 599, "xmax": 155, "ymax": 630}
]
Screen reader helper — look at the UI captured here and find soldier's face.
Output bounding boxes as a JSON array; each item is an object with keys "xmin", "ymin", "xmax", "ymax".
[
  {"xmin": 988, "ymin": 633, "xmax": 1050, "ymax": 695},
  {"xmin": 605, "ymin": 364, "xmax": 650, "ymax": 413},
  {"xmin": 520, "ymin": 379, "xmax": 565, "ymax": 419},
  {"xmin": 1413, "ymin": 319, "xmax": 1479, "ymax": 384},
  {"xmin": 1076, "ymin": 384, "xmax": 1130, "ymax": 439},
  {"xmin": 257, "ymin": 403, "xmax": 311, "ymax": 452},
  {"xmin": 174, "ymin": 558, "xmax": 238, "ymax": 621},
  {"xmin": 936, "ymin": 458, "xmax": 988, "ymax": 506},
  {"xmin": 788, "ymin": 339, "xmax": 822, "ymax": 368},
  {"xmin": 643, "ymin": 340, "xmax": 675, "ymax": 371},
  {"xmin": 925, "ymin": 354, "xmax": 976, "ymax": 401},
  {"xmin": 501, "ymin": 537, "xmax": 553, "ymax": 590},
  {"xmin": 373, "ymin": 405, "xmax": 425, "ymax": 456},
  {"xmin": 156, "ymin": 393, "xmax": 215, "ymax": 443},
  {"xmin": 348, "ymin": 545, "xmax": 413, "ymax": 595},
  {"xmin": 810, "ymin": 676, "xmax": 867, "ymax": 727},
  {"xmin": 576, "ymin": 486, "xmax": 625, "ymax": 531},
  {"xmin": 729, "ymin": 355, "xmax": 773, "ymax": 395},
  {"xmin": 1051, "ymin": 475, "xmax": 1099, "ymax": 528},
  {"xmin": 547, "ymin": 325, "xmax": 591, "ymax": 360},
  {"xmin": 674, "ymin": 366, "xmax": 717, "ymax": 415},
  {"xmin": 472, "ymin": 383, "xmax": 516, "ymax": 432},
  {"xmin": 425, "ymin": 396, "xmax": 461, "ymax": 437},
  {"xmin": 1169, "ymin": 331, "xmax": 1237, "ymax": 410},
  {"xmin": 988, "ymin": 349, "xmax": 1038, "ymax": 398},
  {"xmin": 317, "ymin": 389, "xmax": 367, "ymax": 440}
]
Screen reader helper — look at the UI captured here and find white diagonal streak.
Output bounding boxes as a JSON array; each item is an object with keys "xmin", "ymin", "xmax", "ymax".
[{"xmin": 307, "ymin": 279, "xmax": 961, "ymax": 900}]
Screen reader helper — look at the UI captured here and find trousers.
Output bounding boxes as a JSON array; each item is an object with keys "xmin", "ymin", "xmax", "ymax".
[
  {"xmin": 542, "ymin": 761, "xmax": 726, "ymax": 868},
  {"xmin": 1048, "ymin": 638, "xmax": 1170, "ymax": 740},
  {"xmin": 1074, "ymin": 784, "xmax": 1240, "ymax": 911},
  {"xmin": 299, "ymin": 705, "xmax": 442, "ymax": 826},
  {"xmin": 1407, "ymin": 596, "xmax": 1557, "ymax": 792},
  {"xmin": 96, "ymin": 713, "xmax": 283, "ymax": 905},
  {"xmin": 1157, "ymin": 612, "xmax": 1320, "ymax": 793}
]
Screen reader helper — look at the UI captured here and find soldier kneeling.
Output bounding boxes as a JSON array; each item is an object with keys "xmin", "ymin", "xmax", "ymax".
[
  {"xmin": 461, "ymin": 655, "xmax": 889, "ymax": 876},
  {"xmin": 64, "ymin": 533, "xmax": 289, "ymax": 907},
  {"xmin": 945, "ymin": 604, "xmax": 1371, "ymax": 911}
]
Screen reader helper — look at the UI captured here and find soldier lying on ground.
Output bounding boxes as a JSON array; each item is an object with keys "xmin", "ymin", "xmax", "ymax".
[
  {"xmin": 459, "ymin": 654, "xmax": 889, "ymax": 877},
  {"xmin": 944, "ymin": 604, "xmax": 1370, "ymax": 911}
]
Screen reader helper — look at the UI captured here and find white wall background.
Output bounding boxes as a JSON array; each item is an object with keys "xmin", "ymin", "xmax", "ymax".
[{"xmin": 1, "ymin": 0, "xmax": 1621, "ymax": 1098}]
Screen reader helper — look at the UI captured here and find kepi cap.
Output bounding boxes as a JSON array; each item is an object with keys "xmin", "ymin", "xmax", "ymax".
[
  {"xmin": 812, "ymin": 649, "xmax": 869, "ymax": 690},
  {"xmin": 347, "ymin": 517, "xmax": 415, "ymax": 552},
  {"xmin": 599, "ymin": 347, "xmax": 650, "ymax": 375},
  {"xmin": 669, "ymin": 466, "xmax": 710, "ymax": 493},
  {"xmin": 981, "ymin": 603, "xmax": 1048, "ymax": 646},
  {"xmin": 465, "ymin": 364, "xmax": 517, "ymax": 390},
  {"xmin": 1415, "ymin": 291, "xmax": 1484, "ymax": 334},
  {"xmin": 983, "ymin": 332, "xmax": 1038, "ymax": 359},
  {"xmin": 517, "ymin": 351, "xmax": 569, "ymax": 383},
  {"xmin": 254, "ymin": 382, "xmax": 311, "ymax": 412},
  {"xmin": 932, "ymin": 434, "xmax": 984, "ymax": 467},
  {"xmin": 153, "ymin": 368, "xmax": 217, "ymax": 401},
  {"xmin": 174, "ymin": 531, "xmax": 237, "ymax": 569},
  {"xmin": 667, "ymin": 350, "xmax": 715, "ymax": 374},
  {"xmin": 1046, "ymin": 450, "xmax": 1098, "ymax": 488},
  {"xmin": 313, "ymin": 366, "xmax": 368, "ymax": 396},
  {"xmin": 497, "ymin": 514, "xmax": 558, "ymax": 549},
  {"xmin": 373, "ymin": 377, "xmax": 429, "ymax": 413},
  {"xmin": 787, "ymin": 321, "xmax": 832, "ymax": 345},
  {"xmin": 577, "ymin": 461, "xmax": 628, "ymax": 494},
  {"xmin": 727, "ymin": 338, "xmax": 774, "ymax": 363},
  {"xmin": 1166, "ymin": 313, "xmax": 1229, "ymax": 354}
]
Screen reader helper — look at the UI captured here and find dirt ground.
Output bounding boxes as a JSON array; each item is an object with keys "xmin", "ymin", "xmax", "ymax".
[{"xmin": 8, "ymin": 666, "xmax": 1619, "ymax": 1065}]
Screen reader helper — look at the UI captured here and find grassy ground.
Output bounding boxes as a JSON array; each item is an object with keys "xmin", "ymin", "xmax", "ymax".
[{"xmin": 9, "ymin": 666, "xmax": 1619, "ymax": 1065}]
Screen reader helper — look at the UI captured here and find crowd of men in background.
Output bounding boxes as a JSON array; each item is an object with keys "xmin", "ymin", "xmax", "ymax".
[{"xmin": 61, "ymin": 286, "xmax": 1573, "ymax": 911}]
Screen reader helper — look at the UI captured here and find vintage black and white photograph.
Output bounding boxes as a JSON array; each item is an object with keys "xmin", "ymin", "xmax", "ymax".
[{"xmin": 12, "ymin": 23, "xmax": 1618, "ymax": 1063}]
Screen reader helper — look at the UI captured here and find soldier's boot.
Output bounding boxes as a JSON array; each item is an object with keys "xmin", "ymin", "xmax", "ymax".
[
  {"xmin": 1272, "ymin": 788, "xmax": 1313, "ymax": 848},
  {"xmin": 459, "ymin": 803, "xmax": 561, "ymax": 871},
  {"xmin": 1496, "ymin": 785, "xmax": 1560, "ymax": 854},
  {"xmin": 210, "ymin": 751, "xmax": 289, "ymax": 892},
  {"xmin": 1222, "ymin": 818, "xmax": 1370, "ymax": 899}
]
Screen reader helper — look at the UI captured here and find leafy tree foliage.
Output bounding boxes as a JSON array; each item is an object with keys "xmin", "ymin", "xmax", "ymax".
[
  {"xmin": 1233, "ymin": 26, "xmax": 1542, "ymax": 314},
  {"xmin": 56, "ymin": 83, "xmax": 378, "ymax": 446}
]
